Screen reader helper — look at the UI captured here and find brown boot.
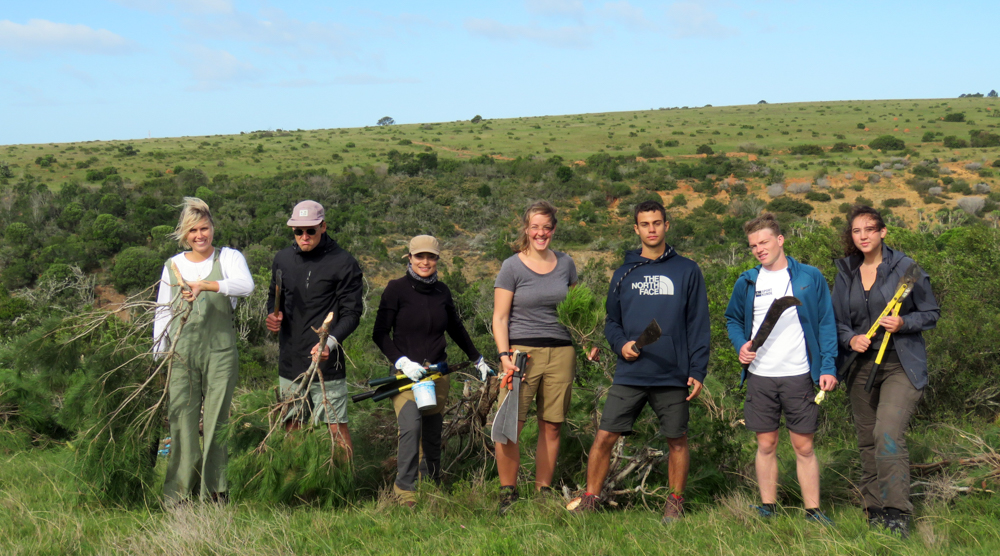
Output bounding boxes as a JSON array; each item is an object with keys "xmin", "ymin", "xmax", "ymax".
[{"xmin": 662, "ymin": 493, "xmax": 684, "ymax": 523}]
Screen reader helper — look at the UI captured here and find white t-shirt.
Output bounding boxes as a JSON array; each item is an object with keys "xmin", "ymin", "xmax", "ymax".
[{"xmin": 748, "ymin": 267, "xmax": 809, "ymax": 377}]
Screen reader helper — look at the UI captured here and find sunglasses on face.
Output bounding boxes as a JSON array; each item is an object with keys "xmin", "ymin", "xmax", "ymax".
[{"xmin": 293, "ymin": 228, "xmax": 318, "ymax": 236}]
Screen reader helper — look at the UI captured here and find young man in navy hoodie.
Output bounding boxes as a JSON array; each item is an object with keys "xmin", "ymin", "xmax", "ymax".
[
  {"xmin": 724, "ymin": 213, "xmax": 838, "ymax": 524},
  {"xmin": 569, "ymin": 200, "xmax": 710, "ymax": 522}
]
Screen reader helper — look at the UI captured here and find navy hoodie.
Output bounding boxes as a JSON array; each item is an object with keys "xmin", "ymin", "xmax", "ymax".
[{"xmin": 605, "ymin": 247, "xmax": 711, "ymax": 387}]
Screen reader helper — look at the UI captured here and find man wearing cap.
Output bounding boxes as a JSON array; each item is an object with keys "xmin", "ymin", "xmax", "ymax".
[{"xmin": 266, "ymin": 200, "xmax": 364, "ymax": 456}]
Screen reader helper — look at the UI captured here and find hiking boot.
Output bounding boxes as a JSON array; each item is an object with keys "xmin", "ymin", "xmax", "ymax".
[
  {"xmin": 750, "ymin": 504, "xmax": 776, "ymax": 519},
  {"xmin": 498, "ymin": 486, "xmax": 519, "ymax": 516},
  {"xmin": 566, "ymin": 493, "xmax": 600, "ymax": 512},
  {"xmin": 884, "ymin": 508, "xmax": 910, "ymax": 539},
  {"xmin": 661, "ymin": 494, "xmax": 684, "ymax": 523},
  {"xmin": 805, "ymin": 509, "xmax": 835, "ymax": 527},
  {"xmin": 866, "ymin": 507, "xmax": 885, "ymax": 529}
]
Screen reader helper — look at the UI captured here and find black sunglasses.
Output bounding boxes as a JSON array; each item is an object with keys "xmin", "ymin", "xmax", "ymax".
[{"xmin": 293, "ymin": 228, "xmax": 318, "ymax": 236}]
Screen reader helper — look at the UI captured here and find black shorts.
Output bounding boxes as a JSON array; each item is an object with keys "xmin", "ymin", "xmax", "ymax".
[
  {"xmin": 743, "ymin": 373, "xmax": 818, "ymax": 434},
  {"xmin": 598, "ymin": 384, "xmax": 689, "ymax": 439}
]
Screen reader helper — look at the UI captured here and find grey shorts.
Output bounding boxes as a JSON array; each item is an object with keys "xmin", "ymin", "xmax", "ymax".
[
  {"xmin": 598, "ymin": 384, "xmax": 689, "ymax": 439},
  {"xmin": 744, "ymin": 373, "xmax": 818, "ymax": 434},
  {"xmin": 279, "ymin": 376, "xmax": 349, "ymax": 425}
]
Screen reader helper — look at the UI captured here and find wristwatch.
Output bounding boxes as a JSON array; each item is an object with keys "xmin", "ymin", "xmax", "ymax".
[{"xmin": 498, "ymin": 351, "xmax": 512, "ymax": 359}]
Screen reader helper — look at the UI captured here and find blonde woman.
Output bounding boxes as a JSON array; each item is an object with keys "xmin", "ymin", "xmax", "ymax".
[
  {"xmin": 493, "ymin": 201, "xmax": 577, "ymax": 514},
  {"xmin": 153, "ymin": 197, "xmax": 254, "ymax": 503}
]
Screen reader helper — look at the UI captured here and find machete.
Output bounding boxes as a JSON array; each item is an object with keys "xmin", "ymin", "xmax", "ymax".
[
  {"xmin": 492, "ymin": 351, "xmax": 528, "ymax": 445},
  {"xmin": 630, "ymin": 318, "xmax": 662, "ymax": 354},
  {"xmin": 742, "ymin": 296, "xmax": 802, "ymax": 372},
  {"xmin": 837, "ymin": 263, "xmax": 923, "ymax": 381}
]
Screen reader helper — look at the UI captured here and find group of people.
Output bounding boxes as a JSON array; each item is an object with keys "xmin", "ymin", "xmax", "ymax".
[{"xmin": 154, "ymin": 195, "xmax": 937, "ymax": 538}]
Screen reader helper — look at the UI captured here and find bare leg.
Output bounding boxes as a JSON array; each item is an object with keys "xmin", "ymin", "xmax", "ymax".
[
  {"xmin": 496, "ymin": 421, "xmax": 526, "ymax": 486},
  {"xmin": 755, "ymin": 431, "xmax": 779, "ymax": 504},
  {"xmin": 790, "ymin": 431, "xmax": 819, "ymax": 509},
  {"xmin": 285, "ymin": 420, "xmax": 302, "ymax": 432},
  {"xmin": 666, "ymin": 435, "xmax": 690, "ymax": 495},
  {"xmin": 534, "ymin": 419, "xmax": 563, "ymax": 490},
  {"xmin": 585, "ymin": 430, "xmax": 622, "ymax": 494}
]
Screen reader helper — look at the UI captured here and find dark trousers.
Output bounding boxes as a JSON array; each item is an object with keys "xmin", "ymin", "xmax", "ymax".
[{"xmin": 848, "ymin": 358, "xmax": 923, "ymax": 513}]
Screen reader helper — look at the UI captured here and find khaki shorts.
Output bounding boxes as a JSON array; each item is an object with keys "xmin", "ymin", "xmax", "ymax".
[
  {"xmin": 279, "ymin": 376, "xmax": 349, "ymax": 425},
  {"xmin": 392, "ymin": 375, "xmax": 451, "ymax": 417},
  {"xmin": 498, "ymin": 345, "xmax": 576, "ymax": 423}
]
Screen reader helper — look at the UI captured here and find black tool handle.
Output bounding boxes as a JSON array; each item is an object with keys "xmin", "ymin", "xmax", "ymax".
[
  {"xmin": 863, "ymin": 361, "xmax": 880, "ymax": 393},
  {"xmin": 837, "ymin": 351, "xmax": 860, "ymax": 380},
  {"xmin": 351, "ymin": 390, "xmax": 378, "ymax": 403},
  {"xmin": 368, "ymin": 374, "xmax": 407, "ymax": 388}
]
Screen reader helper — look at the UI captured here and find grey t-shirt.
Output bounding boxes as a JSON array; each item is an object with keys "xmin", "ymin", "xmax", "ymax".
[{"xmin": 495, "ymin": 251, "xmax": 578, "ymax": 342}]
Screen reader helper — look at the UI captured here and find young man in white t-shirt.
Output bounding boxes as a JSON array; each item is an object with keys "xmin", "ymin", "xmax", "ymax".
[{"xmin": 724, "ymin": 213, "xmax": 839, "ymax": 525}]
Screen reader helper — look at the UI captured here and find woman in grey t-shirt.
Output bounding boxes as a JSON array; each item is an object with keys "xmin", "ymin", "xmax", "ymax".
[{"xmin": 493, "ymin": 201, "xmax": 577, "ymax": 514}]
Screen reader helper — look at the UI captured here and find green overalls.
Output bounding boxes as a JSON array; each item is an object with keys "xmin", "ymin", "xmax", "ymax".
[{"xmin": 163, "ymin": 250, "xmax": 240, "ymax": 502}]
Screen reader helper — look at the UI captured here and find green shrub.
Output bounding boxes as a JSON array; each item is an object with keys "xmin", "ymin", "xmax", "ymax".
[
  {"xmin": 112, "ymin": 247, "xmax": 162, "ymax": 294},
  {"xmin": 921, "ymin": 131, "xmax": 936, "ymax": 142},
  {"xmin": 638, "ymin": 143, "xmax": 663, "ymax": 158},
  {"xmin": 970, "ymin": 130, "xmax": 1000, "ymax": 148},
  {"xmin": 950, "ymin": 180, "xmax": 972, "ymax": 195},
  {"xmin": 868, "ymin": 135, "xmax": 905, "ymax": 151},
  {"xmin": 696, "ymin": 144, "xmax": 714, "ymax": 155},
  {"xmin": 855, "ymin": 196, "xmax": 873, "ymax": 207},
  {"xmin": 943, "ymin": 136, "xmax": 969, "ymax": 148},
  {"xmin": 701, "ymin": 198, "xmax": 726, "ymax": 214},
  {"xmin": 805, "ymin": 191, "xmax": 831, "ymax": 202},
  {"xmin": 882, "ymin": 198, "xmax": 908, "ymax": 208},
  {"xmin": 766, "ymin": 197, "xmax": 813, "ymax": 216},
  {"xmin": 943, "ymin": 112, "xmax": 965, "ymax": 122},
  {"xmin": 789, "ymin": 144, "xmax": 824, "ymax": 156},
  {"xmin": 830, "ymin": 142, "xmax": 852, "ymax": 153}
]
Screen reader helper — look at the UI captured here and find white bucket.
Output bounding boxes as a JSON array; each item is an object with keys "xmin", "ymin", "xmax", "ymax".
[{"xmin": 412, "ymin": 380, "xmax": 437, "ymax": 411}]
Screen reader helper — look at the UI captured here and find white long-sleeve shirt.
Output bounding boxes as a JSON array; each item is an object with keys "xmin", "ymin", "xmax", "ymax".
[{"xmin": 153, "ymin": 247, "xmax": 255, "ymax": 355}]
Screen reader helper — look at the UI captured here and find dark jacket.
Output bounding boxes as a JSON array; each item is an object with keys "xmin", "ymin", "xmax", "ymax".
[
  {"xmin": 267, "ymin": 234, "xmax": 364, "ymax": 381},
  {"xmin": 372, "ymin": 274, "xmax": 481, "ymax": 365},
  {"xmin": 605, "ymin": 247, "xmax": 711, "ymax": 387},
  {"xmin": 725, "ymin": 256, "xmax": 838, "ymax": 386},
  {"xmin": 833, "ymin": 244, "xmax": 939, "ymax": 389}
]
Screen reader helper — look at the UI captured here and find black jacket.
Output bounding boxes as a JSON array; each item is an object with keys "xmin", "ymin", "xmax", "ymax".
[
  {"xmin": 372, "ymin": 274, "xmax": 481, "ymax": 366},
  {"xmin": 833, "ymin": 244, "xmax": 939, "ymax": 389},
  {"xmin": 267, "ymin": 234, "xmax": 364, "ymax": 381}
]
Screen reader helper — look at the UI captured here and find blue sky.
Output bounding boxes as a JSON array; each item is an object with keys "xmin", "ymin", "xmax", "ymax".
[{"xmin": 2, "ymin": 0, "xmax": 997, "ymax": 145}]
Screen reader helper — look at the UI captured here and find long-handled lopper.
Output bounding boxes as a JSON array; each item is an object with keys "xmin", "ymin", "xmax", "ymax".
[{"xmin": 352, "ymin": 361, "xmax": 471, "ymax": 403}]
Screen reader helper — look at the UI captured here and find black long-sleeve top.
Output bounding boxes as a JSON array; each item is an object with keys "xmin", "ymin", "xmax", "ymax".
[{"xmin": 372, "ymin": 274, "xmax": 481, "ymax": 366}]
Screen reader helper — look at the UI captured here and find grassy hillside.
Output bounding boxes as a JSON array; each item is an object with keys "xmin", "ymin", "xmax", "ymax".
[{"xmin": 4, "ymin": 98, "xmax": 1000, "ymax": 229}]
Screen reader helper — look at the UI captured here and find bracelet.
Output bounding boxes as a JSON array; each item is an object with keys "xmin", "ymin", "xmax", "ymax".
[{"xmin": 498, "ymin": 351, "xmax": 511, "ymax": 359}]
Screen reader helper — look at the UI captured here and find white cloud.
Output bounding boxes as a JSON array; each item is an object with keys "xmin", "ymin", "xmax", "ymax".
[
  {"xmin": 598, "ymin": 1, "xmax": 654, "ymax": 30},
  {"xmin": 0, "ymin": 19, "xmax": 136, "ymax": 55},
  {"xmin": 109, "ymin": 0, "xmax": 234, "ymax": 15},
  {"xmin": 176, "ymin": 45, "xmax": 260, "ymax": 90},
  {"xmin": 332, "ymin": 74, "xmax": 420, "ymax": 85},
  {"xmin": 525, "ymin": 0, "xmax": 586, "ymax": 20},
  {"xmin": 667, "ymin": 2, "xmax": 738, "ymax": 39},
  {"xmin": 464, "ymin": 18, "xmax": 593, "ymax": 49},
  {"xmin": 181, "ymin": 7, "xmax": 353, "ymax": 57}
]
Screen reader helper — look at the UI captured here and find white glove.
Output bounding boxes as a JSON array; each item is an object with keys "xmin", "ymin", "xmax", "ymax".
[
  {"xmin": 395, "ymin": 356, "xmax": 426, "ymax": 382},
  {"xmin": 475, "ymin": 356, "xmax": 494, "ymax": 382}
]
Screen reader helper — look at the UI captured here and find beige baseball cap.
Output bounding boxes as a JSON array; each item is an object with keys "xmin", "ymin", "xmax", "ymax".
[
  {"xmin": 405, "ymin": 235, "xmax": 441, "ymax": 257},
  {"xmin": 287, "ymin": 200, "xmax": 325, "ymax": 226}
]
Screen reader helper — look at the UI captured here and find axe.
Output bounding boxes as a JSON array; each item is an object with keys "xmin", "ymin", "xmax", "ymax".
[{"xmin": 742, "ymin": 296, "xmax": 802, "ymax": 372}]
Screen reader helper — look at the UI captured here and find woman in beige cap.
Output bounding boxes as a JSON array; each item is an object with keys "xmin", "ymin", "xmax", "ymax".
[{"xmin": 372, "ymin": 235, "xmax": 493, "ymax": 507}]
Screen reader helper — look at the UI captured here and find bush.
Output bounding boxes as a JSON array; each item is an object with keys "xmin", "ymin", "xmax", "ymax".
[
  {"xmin": 970, "ymin": 130, "xmax": 1000, "ymax": 148},
  {"xmin": 111, "ymin": 247, "xmax": 162, "ymax": 294},
  {"xmin": 830, "ymin": 142, "xmax": 852, "ymax": 153},
  {"xmin": 910, "ymin": 164, "xmax": 938, "ymax": 178},
  {"xmin": 789, "ymin": 144, "xmax": 824, "ymax": 156},
  {"xmin": 805, "ymin": 191, "xmax": 831, "ymax": 202},
  {"xmin": 993, "ymin": 159, "xmax": 1000, "ymax": 168},
  {"xmin": 882, "ymin": 198, "xmax": 908, "ymax": 208},
  {"xmin": 696, "ymin": 144, "xmax": 714, "ymax": 155},
  {"xmin": 868, "ymin": 173, "xmax": 881, "ymax": 183},
  {"xmin": 638, "ymin": 143, "xmax": 663, "ymax": 158},
  {"xmin": 868, "ymin": 135, "xmax": 906, "ymax": 151},
  {"xmin": 766, "ymin": 183, "xmax": 785, "ymax": 197},
  {"xmin": 921, "ymin": 131, "xmax": 936, "ymax": 142},
  {"xmin": 950, "ymin": 180, "xmax": 972, "ymax": 195},
  {"xmin": 855, "ymin": 196, "xmax": 874, "ymax": 207},
  {"xmin": 943, "ymin": 136, "xmax": 969, "ymax": 149},
  {"xmin": 957, "ymin": 197, "xmax": 985, "ymax": 215},
  {"xmin": 965, "ymin": 162, "xmax": 982, "ymax": 171},
  {"xmin": 787, "ymin": 182, "xmax": 811, "ymax": 194},
  {"xmin": 701, "ymin": 198, "xmax": 726, "ymax": 214},
  {"xmin": 766, "ymin": 197, "xmax": 813, "ymax": 216},
  {"xmin": 943, "ymin": 112, "xmax": 965, "ymax": 122}
]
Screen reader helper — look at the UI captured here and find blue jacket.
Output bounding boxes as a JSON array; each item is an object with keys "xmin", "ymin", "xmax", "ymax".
[
  {"xmin": 832, "ymin": 244, "xmax": 938, "ymax": 389},
  {"xmin": 605, "ymin": 247, "xmax": 711, "ymax": 387},
  {"xmin": 724, "ymin": 256, "xmax": 838, "ymax": 386}
]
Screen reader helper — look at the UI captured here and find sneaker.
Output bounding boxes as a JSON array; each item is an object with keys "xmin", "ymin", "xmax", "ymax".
[
  {"xmin": 884, "ymin": 508, "xmax": 910, "ymax": 539},
  {"xmin": 805, "ymin": 509, "xmax": 835, "ymax": 527},
  {"xmin": 498, "ymin": 486, "xmax": 519, "ymax": 516},
  {"xmin": 866, "ymin": 507, "xmax": 885, "ymax": 529},
  {"xmin": 750, "ymin": 504, "xmax": 776, "ymax": 519},
  {"xmin": 661, "ymin": 494, "xmax": 684, "ymax": 523},
  {"xmin": 566, "ymin": 493, "xmax": 600, "ymax": 512}
]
